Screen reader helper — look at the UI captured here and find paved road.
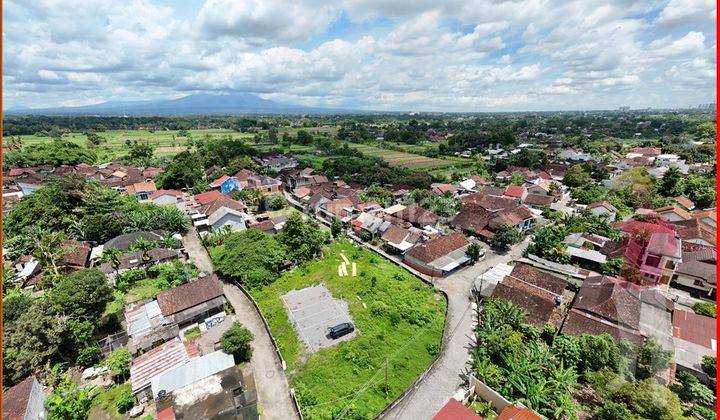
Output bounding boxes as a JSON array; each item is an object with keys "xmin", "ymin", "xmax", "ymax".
[
  {"xmin": 182, "ymin": 227, "xmax": 299, "ymax": 420},
  {"xmin": 382, "ymin": 239, "xmax": 529, "ymax": 420}
]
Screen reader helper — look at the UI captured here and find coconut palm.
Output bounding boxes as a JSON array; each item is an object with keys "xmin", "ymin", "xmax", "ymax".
[
  {"xmin": 132, "ymin": 237, "xmax": 155, "ymax": 262},
  {"xmin": 100, "ymin": 247, "xmax": 123, "ymax": 274}
]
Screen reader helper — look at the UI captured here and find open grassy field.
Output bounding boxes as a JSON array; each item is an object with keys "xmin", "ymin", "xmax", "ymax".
[
  {"xmin": 17, "ymin": 128, "xmax": 250, "ymax": 158},
  {"xmin": 350, "ymin": 143, "xmax": 470, "ymax": 169},
  {"xmin": 248, "ymin": 241, "xmax": 446, "ymax": 419}
]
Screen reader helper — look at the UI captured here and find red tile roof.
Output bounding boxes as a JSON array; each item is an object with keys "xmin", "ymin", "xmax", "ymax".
[
  {"xmin": 209, "ymin": 174, "xmax": 230, "ymax": 187},
  {"xmin": 433, "ymin": 399, "xmax": 481, "ymax": 420},
  {"xmin": 3, "ymin": 376, "xmax": 37, "ymax": 420},
  {"xmin": 60, "ymin": 241, "xmax": 91, "ymax": 268},
  {"xmin": 396, "ymin": 204, "xmax": 440, "ymax": 227},
  {"xmin": 673, "ymin": 196, "xmax": 695, "ymax": 210},
  {"xmin": 194, "ymin": 189, "xmax": 223, "ymax": 205},
  {"xmin": 672, "ymin": 310, "xmax": 716, "ymax": 349},
  {"xmin": 405, "ymin": 232, "xmax": 469, "ymax": 264},
  {"xmin": 497, "ymin": 405, "xmax": 541, "ymax": 420},
  {"xmin": 157, "ymin": 275, "xmax": 224, "ymax": 316},
  {"xmin": 150, "ymin": 189, "xmax": 183, "ymax": 200},
  {"xmin": 504, "ymin": 185, "xmax": 526, "ymax": 198},
  {"xmin": 451, "ymin": 203, "xmax": 493, "ymax": 233},
  {"xmin": 126, "ymin": 181, "xmax": 157, "ymax": 194}
]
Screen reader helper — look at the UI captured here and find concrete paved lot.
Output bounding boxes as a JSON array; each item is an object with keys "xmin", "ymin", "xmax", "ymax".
[{"xmin": 282, "ymin": 285, "xmax": 356, "ymax": 352}]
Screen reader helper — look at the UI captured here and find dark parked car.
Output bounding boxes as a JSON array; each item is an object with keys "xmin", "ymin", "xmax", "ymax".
[{"xmin": 328, "ymin": 322, "xmax": 354, "ymax": 339}]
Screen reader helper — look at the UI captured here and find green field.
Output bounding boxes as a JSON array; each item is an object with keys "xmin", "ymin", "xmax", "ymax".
[
  {"xmin": 17, "ymin": 128, "xmax": 250, "ymax": 159},
  {"xmin": 247, "ymin": 241, "xmax": 446, "ymax": 419}
]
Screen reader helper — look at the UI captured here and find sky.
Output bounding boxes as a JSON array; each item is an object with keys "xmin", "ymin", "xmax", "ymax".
[{"xmin": 2, "ymin": 0, "xmax": 717, "ymax": 112}]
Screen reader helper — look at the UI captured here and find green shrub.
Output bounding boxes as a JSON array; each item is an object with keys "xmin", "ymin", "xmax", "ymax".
[
  {"xmin": 221, "ymin": 322, "xmax": 254, "ymax": 363},
  {"xmin": 115, "ymin": 386, "xmax": 135, "ymax": 413},
  {"xmin": 693, "ymin": 301, "xmax": 716, "ymax": 318}
]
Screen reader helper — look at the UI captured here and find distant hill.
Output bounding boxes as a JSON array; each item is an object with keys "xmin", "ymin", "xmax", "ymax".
[{"xmin": 4, "ymin": 93, "xmax": 352, "ymax": 116}]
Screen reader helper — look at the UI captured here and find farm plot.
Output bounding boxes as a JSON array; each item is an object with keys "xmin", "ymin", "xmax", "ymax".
[
  {"xmin": 17, "ymin": 129, "xmax": 248, "ymax": 158},
  {"xmin": 351, "ymin": 144, "xmax": 465, "ymax": 169}
]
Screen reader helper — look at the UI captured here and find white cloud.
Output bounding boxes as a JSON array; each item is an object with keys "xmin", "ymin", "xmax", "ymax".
[
  {"xmin": 197, "ymin": 0, "xmax": 338, "ymax": 44},
  {"xmin": 655, "ymin": 0, "xmax": 716, "ymax": 28},
  {"xmin": 2, "ymin": 0, "xmax": 716, "ymax": 111}
]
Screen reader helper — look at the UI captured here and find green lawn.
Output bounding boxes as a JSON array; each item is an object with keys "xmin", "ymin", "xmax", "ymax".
[{"xmin": 246, "ymin": 241, "xmax": 446, "ymax": 419}]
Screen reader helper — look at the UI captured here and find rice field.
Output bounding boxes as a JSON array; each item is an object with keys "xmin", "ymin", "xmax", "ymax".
[
  {"xmin": 350, "ymin": 144, "xmax": 469, "ymax": 169},
  {"xmin": 17, "ymin": 128, "xmax": 250, "ymax": 158}
]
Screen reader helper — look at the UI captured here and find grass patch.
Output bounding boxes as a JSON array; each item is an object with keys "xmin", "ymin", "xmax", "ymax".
[
  {"xmin": 184, "ymin": 326, "xmax": 202, "ymax": 341},
  {"xmin": 125, "ymin": 278, "xmax": 164, "ymax": 304},
  {"xmin": 89, "ymin": 383, "xmax": 132, "ymax": 420},
  {"xmin": 244, "ymin": 241, "xmax": 446, "ymax": 419}
]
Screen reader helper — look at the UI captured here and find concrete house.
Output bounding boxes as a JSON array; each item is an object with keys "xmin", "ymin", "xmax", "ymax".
[
  {"xmin": 586, "ymin": 201, "xmax": 619, "ymax": 222},
  {"xmin": 156, "ymin": 275, "xmax": 226, "ymax": 328},
  {"xmin": 404, "ymin": 232, "xmax": 471, "ymax": 276},
  {"xmin": 207, "ymin": 207, "xmax": 249, "ymax": 232},
  {"xmin": 150, "ymin": 189, "xmax": 183, "ymax": 206},
  {"xmin": 126, "ymin": 181, "xmax": 157, "ymax": 201}
]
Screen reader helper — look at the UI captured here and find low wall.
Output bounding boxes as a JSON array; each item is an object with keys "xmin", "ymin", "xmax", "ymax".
[{"xmin": 468, "ymin": 375, "xmax": 510, "ymax": 412}]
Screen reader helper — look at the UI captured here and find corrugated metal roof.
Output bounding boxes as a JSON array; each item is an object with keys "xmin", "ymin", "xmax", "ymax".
[
  {"xmin": 151, "ymin": 350, "xmax": 235, "ymax": 399},
  {"xmin": 130, "ymin": 338, "xmax": 189, "ymax": 394}
]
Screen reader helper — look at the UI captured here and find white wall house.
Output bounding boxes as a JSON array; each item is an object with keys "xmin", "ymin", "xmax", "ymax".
[{"xmin": 207, "ymin": 207, "xmax": 248, "ymax": 232}]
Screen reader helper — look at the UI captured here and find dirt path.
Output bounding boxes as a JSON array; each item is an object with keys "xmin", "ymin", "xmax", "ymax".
[{"xmin": 181, "ymin": 228, "xmax": 299, "ymax": 420}]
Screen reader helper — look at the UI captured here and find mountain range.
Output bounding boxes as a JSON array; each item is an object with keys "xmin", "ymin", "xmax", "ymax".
[{"xmin": 4, "ymin": 93, "xmax": 353, "ymax": 116}]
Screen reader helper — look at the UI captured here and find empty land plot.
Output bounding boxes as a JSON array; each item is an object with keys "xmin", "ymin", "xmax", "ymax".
[
  {"xmin": 248, "ymin": 241, "xmax": 446, "ymax": 419},
  {"xmin": 351, "ymin": 144, "xmax": 464, "ymax": 169}
]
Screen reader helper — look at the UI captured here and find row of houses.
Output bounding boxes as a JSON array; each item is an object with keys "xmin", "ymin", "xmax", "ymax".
[{"xmin": 478, "ymin": 259, "xmax": 715, "ymax": 383}]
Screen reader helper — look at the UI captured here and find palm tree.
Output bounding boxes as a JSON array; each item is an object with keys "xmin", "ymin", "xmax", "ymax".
[
  {"xmin": 133, "ymin": 238, "xmax": 155, "ymax": 262},
  {"xmin": 160, "ymin": 234, "xmax": 176, "ymax": 249},
  {"xmin": 100, "ymin": 247, "xmax": 123, "ymax": 274}
]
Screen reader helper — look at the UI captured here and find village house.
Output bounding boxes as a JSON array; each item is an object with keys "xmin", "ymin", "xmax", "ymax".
[
  {"xmin": 206, "ymin": 207, "xmax": 249, "ymax": 233},
  {"xmin": 672, "ymin": 196, "xmax": 695, "ymax": 211},
  {"xmin": 130, "ymin": 338, "xmax": 190, "ymax": 396},
  {"xmin": 395, "ymin": 204, "xmax": 440, "ymax": 228},
  {"xmin": 403, "ymin": 232, "xmax": 471, "ymax": 276},
  {"xmin": 503, "ymin": 185, "xmax": 527, "ymax": 201},
  {"xmin": 125, "ymin": 300, "xmax": 179, "ymax": 355},
  {"xmin": 671, "ymin": 310, "xmax": 717, "ymax": 382},
  {"xmin": 249, "ymin": 214, "xmax": 288, "ymax": 234},
  {"xmin": 156, "ymin": 275, "xmax": 226, "ymax": 329},
  {"xmin": 2, "ymin": 375, "xmax": 47, "ymax": 420},
  {"xmin": 490, "ymin": 263, "xmax": 569, "ymax": 329},
  {"xmin": 380, "ymin": 224, "xmax": 422, "ymax": 253},
  {"xmin": 235, "ymin": 169, "xmax": 282, "ymax": 193},
  {"xmin": 284, "ymin": 168, "xmax": 329, "ymax": 190},
  {"xmin": 125, "ymin": 181, "xmax": 157, "ymax": 201},
  {"xmin": 561, "ymin": 276, "xmax": 673, "ymax": 346},
  {"xmin": 672, "ymin": 259, "xmax": 716, "ymax": 297},
  {"xmin": 655, "ymin": 205, "xmax": 693, "ymax": 222},
  {"xmin": 254, "ymin": 153, "xmax": 298, "ymax": 172},
  {"xmin": 150, "ymin": 189, "xmax": 183, "ymax": 206},
  {"xmin": 619, "ymin": 220, "xmax": 682, "ymax": 286},
  {"xmin": 431, "ymin": 183, "xmax": 457, "ymax": 196},
  {"xmin": 586, "ymin": 201, "xmax": 619, "ymax": 221}
]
